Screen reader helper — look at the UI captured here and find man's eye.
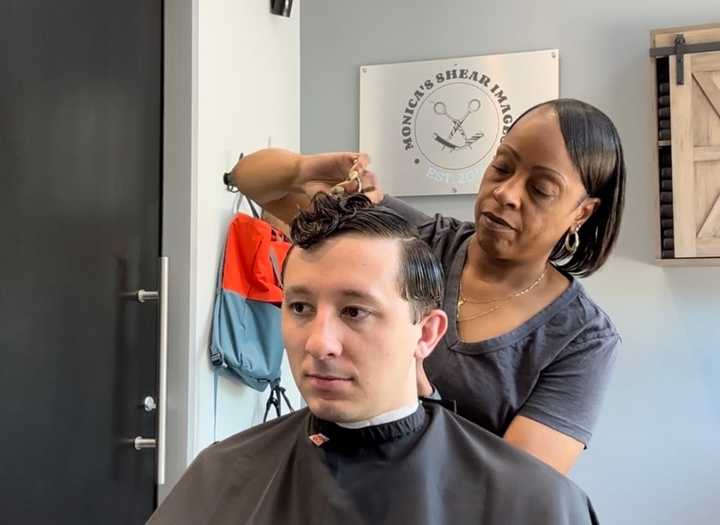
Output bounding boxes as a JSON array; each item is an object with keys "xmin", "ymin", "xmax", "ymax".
[
  {"xmin": 341, "ymin": 306, "xmax": 370, "ymax": 320},
  {"xmin": 289, "ymin": 302, "xmax": 312, "ymax": 315}
]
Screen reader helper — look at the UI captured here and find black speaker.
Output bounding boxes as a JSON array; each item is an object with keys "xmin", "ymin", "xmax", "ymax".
[{"xmin": 270, "ymin": 0, "xmax": 293, "ymax": 17}]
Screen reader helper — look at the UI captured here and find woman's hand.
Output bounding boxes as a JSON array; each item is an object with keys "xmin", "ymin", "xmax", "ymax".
[
  {"xmin": 298, "ymin": 152, "xmax": 384, "ymax": 204},
  {"xmin": 230, "ymin": 148, "xmax": 384, "ymax": 224},
  {"xmin": 296, "ymin": 152, "xmax": 366, "ymax": 194}
]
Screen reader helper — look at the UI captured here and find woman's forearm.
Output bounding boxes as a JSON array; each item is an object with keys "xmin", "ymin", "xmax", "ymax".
[
  {"xmin": 229, "ymin": 148, "xmax": 369, "ymax": 224},
  {"xmin": 230, "ymin": 148, "xmax": 302, "ymax": 205}
]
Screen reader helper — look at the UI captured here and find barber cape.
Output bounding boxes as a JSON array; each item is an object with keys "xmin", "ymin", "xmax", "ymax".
[{"xmin": 148, "ymin": 403, "xmax": 598, "ymax": 525}]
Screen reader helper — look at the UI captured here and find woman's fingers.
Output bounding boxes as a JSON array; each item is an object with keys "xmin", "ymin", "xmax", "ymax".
[
  {"xmin": 362, "ymin": 169, "xmax": 380, "ymax": 194},
  {"xmin": 324, "ymin": 151, "xmax": 384, "ymax": 203},
  {"xmin": 357, "ymin": 169, "xmax": 383, "ymax": 203},
  {"xmin": 348, "ymin": 152, "xmax": 370, "ymax": 173},
  {"xmin": 330, "ymin": 178, "xmax": 357, "ymax": 194},
  {"xmin": 301, "ymin": 151, "xmax": 368, "ymax": 187},
  {"xmin": 329, "ymin": 168, "xmax": 383, "ymax": 203}
]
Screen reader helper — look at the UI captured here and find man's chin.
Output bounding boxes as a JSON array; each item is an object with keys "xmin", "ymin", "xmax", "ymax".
[{"xmin": 306, "ymin": 398, "xmax": 361, "ymax": 424}]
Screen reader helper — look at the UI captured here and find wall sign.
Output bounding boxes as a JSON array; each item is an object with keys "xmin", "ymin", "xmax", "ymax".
[{"xmin": 360, "ymin": 50, "xmax": 559, "ymax": 196}]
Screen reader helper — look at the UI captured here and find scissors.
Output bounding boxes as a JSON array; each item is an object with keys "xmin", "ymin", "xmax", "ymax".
[
  {"xmin": 433, "ymin": 99, "xmax": 481, "ymax": 140},
  {"xmin": 330, "ymin": 157, "xmax": 373, "ymax": 195}
]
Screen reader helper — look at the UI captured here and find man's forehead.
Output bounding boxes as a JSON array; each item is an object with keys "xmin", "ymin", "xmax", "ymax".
[
  {"xmin": 283, "ymin": 235, "xmax": 402, "ymax": 293},
  {"xmin": 288, "ymin": 235, "xmax": 400, "ymax": 266}
]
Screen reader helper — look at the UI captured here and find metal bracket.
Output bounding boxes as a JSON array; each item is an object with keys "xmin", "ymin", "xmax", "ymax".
[
  {"xmin": 675, "ymin": 34, "xmax": 686, "ymax": 85},
  {"xmin": 222, "ymin": 152, "xmax": 244, "ymax": 192},
  {"xmin": 650, "ymin": 34, "xmax": 720, "ymax": 85},
  {"xmin": 140, "ymin": 396, "xmax": 157, "ymax": 412}
]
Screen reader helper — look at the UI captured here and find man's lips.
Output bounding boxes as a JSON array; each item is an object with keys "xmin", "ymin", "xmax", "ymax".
[
  {"xmin": 305, "ymin": 373, "xmax": 353, "ymax": 391},
  {"xmin": 306, "ymin": 373, "xmax": 351, "ymax": 381}
]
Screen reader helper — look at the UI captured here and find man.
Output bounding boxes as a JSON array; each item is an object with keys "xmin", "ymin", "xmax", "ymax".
[{"xmin": 148, "ymin": 193, "xmax": 598, "ymax": 525}]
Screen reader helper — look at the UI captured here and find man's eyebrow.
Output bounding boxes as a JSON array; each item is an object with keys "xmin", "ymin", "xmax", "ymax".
[
  {"xmin": 283, "ymin": 285, "xmax": 312, "ymax": 297},
  {"xmin": 338, "ymin": 289, "xmax": 382, "ymax": 304},
  {"xmin": 283, "ymin": 286, "xmax": 383, "ymax": 304}
]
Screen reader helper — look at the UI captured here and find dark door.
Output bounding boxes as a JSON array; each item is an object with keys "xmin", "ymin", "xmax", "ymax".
[{"xmin": 0, "ymin": 1, "xmax": 163, "ymax": 523}]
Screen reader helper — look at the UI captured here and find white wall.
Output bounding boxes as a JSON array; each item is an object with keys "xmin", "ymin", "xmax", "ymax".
[
  {"xmin": 162, "ymin": 0, "xmax": 197, "ymax": 501},
  {"xmin": 163, "ymin": 0, "xmax": 301, "ymax": 499},
  {"xmin": 300, "ymin": 2, "xmax": 720, "ymax": 524},
  {"xmin": 194, "ymin": 0, "xmax": 302, "ymax": 449}
]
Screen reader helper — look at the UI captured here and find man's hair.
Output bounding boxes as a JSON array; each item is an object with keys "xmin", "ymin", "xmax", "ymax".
[{"xmin": 286, "ymin": 193, "xmax": 444, "ymax": 322}]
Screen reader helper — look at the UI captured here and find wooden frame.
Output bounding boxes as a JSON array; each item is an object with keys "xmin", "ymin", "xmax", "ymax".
[{"xmin": 651, "ymin": 23, "xmax": 720, "ymax": 266}]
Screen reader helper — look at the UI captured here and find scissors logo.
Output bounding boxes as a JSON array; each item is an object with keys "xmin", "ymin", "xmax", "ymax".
[
  {"xmin": 432, "ymin": 98, "xmax": 485, "ymax": 152},
  {"xmin": 403, "ymin": 78, "xmax": 503, "ymax": 174}
]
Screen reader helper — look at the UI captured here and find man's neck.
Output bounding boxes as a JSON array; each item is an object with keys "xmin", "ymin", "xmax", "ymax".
[{"xmin": 336, "ymin": 401, "xmax": 420, "ymax": 429}]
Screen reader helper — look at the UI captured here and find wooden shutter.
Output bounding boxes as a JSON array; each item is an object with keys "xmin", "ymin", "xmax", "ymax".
[
  {"xmin": 652, "ymin": 24, "xmax": 720, "ymax": 261},
  {"xmin": 671, "ymin": 51, "xmax": 720, "ymax": 257}
]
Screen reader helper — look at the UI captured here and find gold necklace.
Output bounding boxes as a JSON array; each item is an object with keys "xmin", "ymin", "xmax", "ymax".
[{"xmin": 457, "ymin": 266, "xmax": 548, "ymax": 322}]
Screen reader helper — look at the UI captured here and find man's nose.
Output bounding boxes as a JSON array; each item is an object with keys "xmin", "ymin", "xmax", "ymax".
[{"xmin": 304, "ymin": 310, "xmax": 343, "ymax": 360}]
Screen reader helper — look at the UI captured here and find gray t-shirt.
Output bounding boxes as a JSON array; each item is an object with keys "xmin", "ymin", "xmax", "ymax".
[{"xmin": 382, "ymin": 196, "xmax": 620, "ymax": 446}]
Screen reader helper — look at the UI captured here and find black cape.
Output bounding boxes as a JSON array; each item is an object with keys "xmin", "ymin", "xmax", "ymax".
[{"xmin": 148, "ymin": 403, "xmax": 598, "ymax": 525}]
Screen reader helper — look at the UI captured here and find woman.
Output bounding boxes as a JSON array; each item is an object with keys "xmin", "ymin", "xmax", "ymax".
[{"xmin": 231, "ymin": 98, "xmax": 625, "ymax": 474}]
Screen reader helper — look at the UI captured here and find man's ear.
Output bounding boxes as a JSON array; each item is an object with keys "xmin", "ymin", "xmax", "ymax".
[{"xmin": 414, "ymin": 309, "xmax": 448, "ymax": 360}]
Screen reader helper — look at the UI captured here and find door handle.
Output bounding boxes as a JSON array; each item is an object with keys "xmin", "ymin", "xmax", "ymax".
[
  {"xmin": 125, "ymin": 257, "xmax": 168, "ymax": 485},
  {"xmin": 134, "ymin": 437, "xmax": 156, "ymax": 450}
]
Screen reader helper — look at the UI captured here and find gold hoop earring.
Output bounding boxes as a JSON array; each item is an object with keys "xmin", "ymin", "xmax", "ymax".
[{"xmin": 564, "ymin": 229, "xmax": 580, "ymax": 255}]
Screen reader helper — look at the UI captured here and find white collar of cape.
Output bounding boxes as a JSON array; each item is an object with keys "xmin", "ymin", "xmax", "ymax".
[{"xmin": 335, "ymin": 401, "xmax": 420, "ymax": 429}]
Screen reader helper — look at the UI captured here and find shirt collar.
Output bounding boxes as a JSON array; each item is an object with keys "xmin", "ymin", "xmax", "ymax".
[{"xmin": 335, "ymin": 401, "xmax": 420, "ymax": 429}]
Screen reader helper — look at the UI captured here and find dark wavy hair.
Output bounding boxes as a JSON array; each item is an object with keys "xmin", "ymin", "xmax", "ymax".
[
  {"xmin": 286, "ymin": 193, "xmax": 444, "ymax": 322},
  {"xmin": 509, "ymin": 98, "xmax": 626, "ymax": 277}
]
